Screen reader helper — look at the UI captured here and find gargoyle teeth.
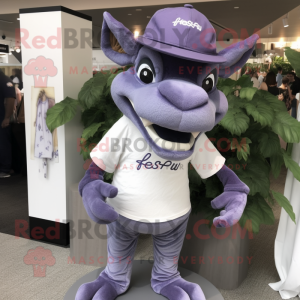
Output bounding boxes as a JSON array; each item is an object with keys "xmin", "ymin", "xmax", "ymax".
[
  {"xmin": 140, "ymin": 117, "xmax": 153, "ymax": 127},
  {"xmin": 191, "ymin": 132, "xmax": 200, "ymax": 138}
]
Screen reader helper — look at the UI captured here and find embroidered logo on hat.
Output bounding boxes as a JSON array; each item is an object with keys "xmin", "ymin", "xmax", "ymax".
[
  {"xmin": 172, "ymin": 17, "xmax": 202, "ymax": 32},
  {"xmin": 137, "ymin": 4, "xmax": 227, "ymax": 63}
]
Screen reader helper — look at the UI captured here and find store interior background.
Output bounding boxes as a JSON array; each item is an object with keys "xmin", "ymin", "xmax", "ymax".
[{"xmin": 0, "ymin": 0, "xmax": 300, "ymax": 299}]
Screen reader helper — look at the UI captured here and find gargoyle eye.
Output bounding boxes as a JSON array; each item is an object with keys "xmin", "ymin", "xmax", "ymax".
[
  {"xmin": 136, "ymin": 58, "xmax": 156, "ymax": 84},
  {"xmin": 202, "ymin": 72, "xmax": 215, "ymax": 93}
]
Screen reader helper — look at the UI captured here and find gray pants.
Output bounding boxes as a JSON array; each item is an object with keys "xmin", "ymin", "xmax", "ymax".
[{"xmin": 100, "ymin": 209, "xmax": 191, "ymax": 295}]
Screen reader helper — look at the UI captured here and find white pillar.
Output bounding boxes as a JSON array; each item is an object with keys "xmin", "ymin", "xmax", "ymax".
[{"xmin": 20, "ymin": 6, "xmax": 92, "ymax": 246}]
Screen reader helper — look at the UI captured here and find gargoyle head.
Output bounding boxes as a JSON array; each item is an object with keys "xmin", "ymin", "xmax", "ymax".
[{"xmin": 101, "ymin": 4, "xmax": 258, "ymax": 161}]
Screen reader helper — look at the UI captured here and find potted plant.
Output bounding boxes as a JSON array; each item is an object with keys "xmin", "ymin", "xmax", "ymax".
[
  {"xmin": 242, "ymin": 54, "xmax": 293, "ymax": 76},
  {"xmin": 46, "ymin": 49, "xmax": 300, "ymax": 289},
  {"xmin": 181, "ymin": 47, "xmax": 300, "ymax": 289}
]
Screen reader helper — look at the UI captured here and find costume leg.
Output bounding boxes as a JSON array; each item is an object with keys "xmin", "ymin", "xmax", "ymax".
[
  {"xmin": 75, "ymin": 218, "xmax": 139, "ymax": 300},
  {"xmin": 151, "ymin": 215, "xmax": 206, "ymax": 300}
]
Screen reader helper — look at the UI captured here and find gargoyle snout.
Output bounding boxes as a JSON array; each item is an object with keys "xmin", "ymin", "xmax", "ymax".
[{"xmin": 158, "ymin": 80, "xmax": 209, "ymax": 111}]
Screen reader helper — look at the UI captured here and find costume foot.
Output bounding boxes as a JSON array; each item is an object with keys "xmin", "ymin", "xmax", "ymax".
[
  {"xmin": 75, "ymin": 276, "xmax": 118, "ymax": 300},
  {"xmin": 160, "ymin": 278, "xmax": 206, "ymax": 300}
]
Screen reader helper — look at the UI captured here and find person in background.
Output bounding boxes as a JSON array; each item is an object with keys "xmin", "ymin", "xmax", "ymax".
[
  {"xmin": 278, "ymin": 77, "xmax": 292, "ymax": 111},
  {"xmin": 251, "ymin": 70, "xmax": 259, "ymax": 88},
  {"xmin": 278, "ymin": 76, "xmax": 292, "ymax": 150},
  {"xmin": 0, "ymin": 70, "xmax": 16, "ymax": 178},
  {"xmin": 11, "ymin": 68, "xmax": 23, "ymax": 90},
  {"xmin": 292, "ymin": 70, "xmax": 300, "ymax": 87},
  {"xmin": 276, "ymin": 66, "xmax": 283, "ymax": 87},
  {"xmin": 11, "ymin": 88, "xmax": 27, "ymax": 176},
  {"xmin": 258, "ymin": 71, "xmax": 266, "ymax": 89},
  {"xmin": 259, "ymin": 71, "xmax": 280, "ymax": 96},
  {"xmin": 286, "ymin": 71, "xmax": 300, "ymax": 119}
]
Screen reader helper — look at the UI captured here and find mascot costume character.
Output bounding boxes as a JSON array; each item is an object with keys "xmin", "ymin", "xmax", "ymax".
[{"xmin": 76, "ymin": 4, "xmax": 258, "ymax": 300}]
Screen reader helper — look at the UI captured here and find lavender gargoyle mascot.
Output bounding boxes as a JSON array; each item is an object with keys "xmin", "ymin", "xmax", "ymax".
[{"xmin": 76, "ymin": 4, "xmax": 258, "ymax": 300}]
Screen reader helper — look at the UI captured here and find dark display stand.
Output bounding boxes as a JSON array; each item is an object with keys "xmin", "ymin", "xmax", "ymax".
[{"xmin": 64, "ymin": 260, "xmax": 224, "ymax": 300}]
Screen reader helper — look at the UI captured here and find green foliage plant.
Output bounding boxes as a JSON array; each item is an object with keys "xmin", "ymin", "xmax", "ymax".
[{"xmin": 47, "ymin": 61, "xmax": 300, "ymax": 234}]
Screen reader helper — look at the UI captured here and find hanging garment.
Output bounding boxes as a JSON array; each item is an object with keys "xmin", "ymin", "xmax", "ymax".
[
  {"xmin": 34, "ymin": 96, "xmax": 55, "ymax": 178},
  {"xmin": 269, "ymin": 109, "xmax": 300, "ymax": 299},
  {"xmin": 38, "ymin": 158, "xmax": 48, "ymax": 179},
  {"xmin": 49, "ymin": 128, "xmax": 59, "ymax": 163}
]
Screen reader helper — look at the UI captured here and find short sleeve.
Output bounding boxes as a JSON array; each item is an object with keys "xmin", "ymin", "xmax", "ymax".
[
  {"xmin": 191, "ymin": 133, "xmax": 226, "ymax": 179},
  {"xmin": 90, "ymin": 117, "xmax": 128, "ymax": 173},
  {"xmin": 13, "ymin": 77, "xmax": 19, "ymax": 84},
  {"xmin": 1, "ymin": 81, "xmax": 16, "ymax": 99}
]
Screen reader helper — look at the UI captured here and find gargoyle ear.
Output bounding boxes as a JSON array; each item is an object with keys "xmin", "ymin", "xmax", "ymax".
[
  {"xmin": 101, "ymin": 12, "xmax": 140, "ymax": 66},
  {"xmin": 218, "ymin": 34, "xmax": 260, "ymax": 78}
]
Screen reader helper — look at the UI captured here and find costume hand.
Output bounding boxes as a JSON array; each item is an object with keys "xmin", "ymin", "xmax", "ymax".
[
  {"xmin": 211, "ymin": 191, "xmax": 247, "ymax": 228},
  {"xmin": 82, "ymin": 180, "xmax": 119, "ymax": 224},
  {"xmin": 1, "ymin": 118, "xmax": 10, "ymax": 128}
]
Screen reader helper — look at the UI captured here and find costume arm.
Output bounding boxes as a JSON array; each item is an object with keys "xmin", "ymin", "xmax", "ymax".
[
  {"xmin": 215, "ymin": 165, "xmax": 249, "ymax": 195},
  {"xmin": 78, "ymin": 161, "xmax": 118, "ymax": 224},
  {"xmin": 78, "ymin": 162, "xmax": 105, "ymax": 196},
  {"xmin": 211, "ymin": 165, "xmax": 249, "ymax": 227}
]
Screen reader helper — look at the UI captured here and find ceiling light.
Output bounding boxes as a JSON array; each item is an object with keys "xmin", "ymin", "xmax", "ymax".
[
  {"xmin": 147, "ymin": 16, "xmax": 151, "ymax": 18},
  {"xmin": 15, "ymin": 47, "xmax": 21, "ymax": 53},
  {"xmin": 9, "ymin": 52, "xmax": 12, "ymax": 55},
  {"xmin": 134, "ymin": 31, "xmax": 139, "ymax": 38},
  {"xmin": 283, "ymin": 13, "xmax": 289, "ymax": 27},
  {"xmin": 234, "ymin": 7, "xmax": 239, "ymax": 9},
  {"xmin": 136, "ymin": 9, "xmax": 142, "ymax": 11},
  {"xmin": 128, "ymin": 13, "xmax": 132, "ymax": 15},
  {"xmin": 17, "ymin": 18, "xmax": 20, "ymax": 20}
]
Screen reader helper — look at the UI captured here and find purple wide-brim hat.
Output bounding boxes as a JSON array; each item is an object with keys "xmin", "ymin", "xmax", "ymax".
[{"xmin": 136, "ymin": 4, "xmax": 226, "ymax": 64}]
